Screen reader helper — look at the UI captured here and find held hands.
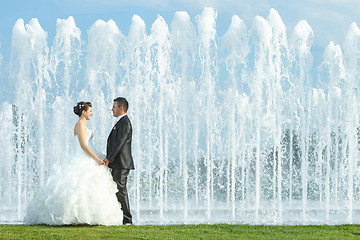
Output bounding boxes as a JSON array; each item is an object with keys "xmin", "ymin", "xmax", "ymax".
[
  {"xmin": 96, "ymin": 158, "xmax": 105, "ymax": 166},
  {"xmin": 103, "ymin": 158, "xmax": 110, "ymax": 166}
]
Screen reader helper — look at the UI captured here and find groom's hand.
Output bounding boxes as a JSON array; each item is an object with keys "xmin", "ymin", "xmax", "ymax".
[{"xmin": 104, "ymin": 158, "xmax": 110, "ymax": 166}]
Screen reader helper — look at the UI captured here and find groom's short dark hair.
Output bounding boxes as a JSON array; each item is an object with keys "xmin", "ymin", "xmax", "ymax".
[{"xmin": 114, "ymin": 97, "xmax": 129, "ymax": 112}]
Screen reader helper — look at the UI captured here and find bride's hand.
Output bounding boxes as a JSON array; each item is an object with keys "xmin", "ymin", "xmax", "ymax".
[{"xmin": 96, "ymin": 159, "xmax": 105, "ymax": 165}]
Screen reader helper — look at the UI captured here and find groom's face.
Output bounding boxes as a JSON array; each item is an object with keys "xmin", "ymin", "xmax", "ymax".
[{"xmin": 112, "ymin": 101, "xmax": 122, "ymax": 117}]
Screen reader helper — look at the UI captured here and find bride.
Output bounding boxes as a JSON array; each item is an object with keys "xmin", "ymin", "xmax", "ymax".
[{"xmin": 24, "ymin": 101, "xmax": 123, "ymax": 225}]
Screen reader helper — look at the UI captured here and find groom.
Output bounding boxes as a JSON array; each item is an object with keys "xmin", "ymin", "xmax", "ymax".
[{"xmin": 104, "ymin": 97, "xmax": 134, "ymax": 225}]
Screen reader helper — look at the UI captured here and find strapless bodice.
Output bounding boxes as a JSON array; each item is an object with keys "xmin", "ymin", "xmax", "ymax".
[{"xmin": 74, "ymin": 128, "xmax": 93, "ymax": 155}]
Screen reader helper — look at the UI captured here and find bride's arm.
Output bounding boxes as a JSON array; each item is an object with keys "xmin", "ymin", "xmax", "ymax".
[{"xmin": 76, "ymin": 123, "xmax": 104, "ymax": 165}]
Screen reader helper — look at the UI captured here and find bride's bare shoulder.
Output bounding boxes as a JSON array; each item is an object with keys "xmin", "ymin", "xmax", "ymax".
[{"xmin": 74, "ymin": 121, "xmax": 86, "ymax": 136}]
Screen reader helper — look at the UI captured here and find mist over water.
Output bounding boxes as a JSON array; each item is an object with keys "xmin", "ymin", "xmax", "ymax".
[{"xmin": 1, "ymin": 7, "xmax": 360, "ymax": 224}]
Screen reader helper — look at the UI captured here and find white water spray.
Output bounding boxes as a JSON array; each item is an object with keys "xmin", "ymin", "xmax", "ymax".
[{"xmin": 1, "ymin": 8, "xmax": 360, "ymax": 225}]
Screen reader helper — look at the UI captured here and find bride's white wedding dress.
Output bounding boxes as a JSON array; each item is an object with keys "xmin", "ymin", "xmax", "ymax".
[{"xmin": 24, "ymin": 128, "xmax": 123, "ymax": 225}]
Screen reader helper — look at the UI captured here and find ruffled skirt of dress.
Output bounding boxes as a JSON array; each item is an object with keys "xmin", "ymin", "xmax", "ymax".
[{"xmin": 24, "ymin": 152, "xmax": 123, "ymax": 226}]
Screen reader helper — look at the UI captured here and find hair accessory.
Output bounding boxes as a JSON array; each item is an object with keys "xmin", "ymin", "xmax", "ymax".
[{"xmin": 79, "ymin": 103, "xmax": 85, "ymax": 111}]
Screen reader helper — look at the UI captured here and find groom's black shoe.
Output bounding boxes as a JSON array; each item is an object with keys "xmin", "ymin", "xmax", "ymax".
[{"xmin": 123, "ymin": 219, "xmax": 133, "ymax": 225}]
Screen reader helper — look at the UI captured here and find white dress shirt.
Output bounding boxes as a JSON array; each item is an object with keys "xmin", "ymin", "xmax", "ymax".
[
  {"xmin": 117, "ymin": 113, "xmax": 127, "ymax": 123},
  {"xmin": 110, "ymin": 114, "xmax": 127, "ymax": 135}
]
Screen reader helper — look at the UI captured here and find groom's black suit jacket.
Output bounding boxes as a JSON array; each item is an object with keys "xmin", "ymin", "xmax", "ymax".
[{"xmin": 107, "ymin": 115, "xmax": 135, "ymax": 170}]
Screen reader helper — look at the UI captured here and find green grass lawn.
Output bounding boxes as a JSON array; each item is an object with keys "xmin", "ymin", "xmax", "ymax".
[{"xmin": 1, "ymin": 224, "xmax": 360, "ymax": 240}]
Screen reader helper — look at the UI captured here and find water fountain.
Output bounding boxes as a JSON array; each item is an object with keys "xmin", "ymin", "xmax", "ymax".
[{"xmin": 0, "ymin": 7, "xmax": 359, "ymax": 224}]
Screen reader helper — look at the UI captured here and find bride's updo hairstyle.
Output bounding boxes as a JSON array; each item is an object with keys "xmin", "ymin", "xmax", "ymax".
[{"xmin": 73, "ymin": 101, "xmax": 92, "ymax": 116}]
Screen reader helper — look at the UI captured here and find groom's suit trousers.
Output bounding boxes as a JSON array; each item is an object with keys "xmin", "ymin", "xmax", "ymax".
[{"xmin": 111, "ymin": 168, "xmax": 132, "ymax": 224}]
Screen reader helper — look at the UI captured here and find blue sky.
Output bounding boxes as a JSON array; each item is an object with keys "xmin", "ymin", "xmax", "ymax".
[{"xmin": 1, "ymin": 0, "xmax": 358, "ymax": 49}]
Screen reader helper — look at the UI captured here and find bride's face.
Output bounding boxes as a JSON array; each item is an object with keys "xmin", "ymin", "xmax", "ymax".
[{"xmin": 83, "ymin": 107, "xmax": 93, "ymax": 120}]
